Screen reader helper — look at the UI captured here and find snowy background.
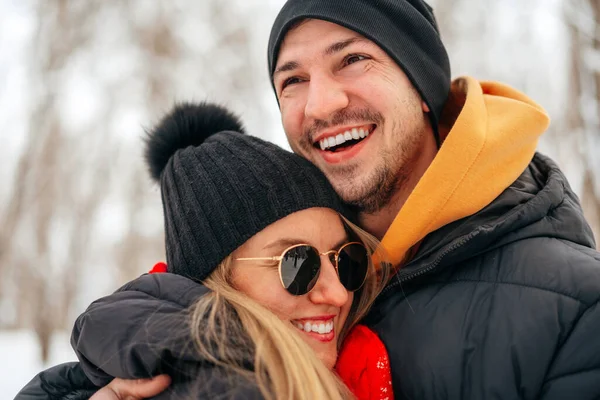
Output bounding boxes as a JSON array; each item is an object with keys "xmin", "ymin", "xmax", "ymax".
[{"xmin": 1, "ymin": 0, "xmax": 599, "ymax": 397}]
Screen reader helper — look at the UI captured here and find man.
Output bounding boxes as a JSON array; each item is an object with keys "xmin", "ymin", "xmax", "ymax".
[
  {"xmin": 18, "ymin": 1, "xmax": 600, "ymax": 399},
  {"xmin": 265, "ymin": 1, "xmax": 600, "ymax": 399}
]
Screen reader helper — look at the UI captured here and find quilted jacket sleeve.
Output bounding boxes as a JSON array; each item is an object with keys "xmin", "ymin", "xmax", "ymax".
[
  {"xmin": 14, "ymin": 361, "xmax": 98, "ymax": 400},
  {"xmin": 540, "ymin": 300, "xmax": 600, "ymax": 399},
  {"xmin": 71, "ymin": 274, "xmax": 210, "ymax": 386}
]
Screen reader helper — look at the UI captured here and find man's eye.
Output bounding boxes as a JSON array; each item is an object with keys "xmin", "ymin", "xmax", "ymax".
[
  {"xmin": 344, "ymin": 54, "xmax": 368, "ymax": 65},
  {"xmin": 282, "ymin": 77, "xmax": 302, "ymax": 89}
]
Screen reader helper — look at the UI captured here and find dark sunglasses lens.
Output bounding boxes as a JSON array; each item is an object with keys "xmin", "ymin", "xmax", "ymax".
[
  {"xmin": 337, "ymin": 243, "xmax": 369, "ymax": 291},
  {"xmin": 280, "ymin": 245, "xmax": 321, "ymax": 295}
]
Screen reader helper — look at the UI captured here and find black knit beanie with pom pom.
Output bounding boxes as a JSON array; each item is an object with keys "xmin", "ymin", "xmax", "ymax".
[{"xmin": 144, "ymin": 102, "xmax": 349, "ymax": 281}]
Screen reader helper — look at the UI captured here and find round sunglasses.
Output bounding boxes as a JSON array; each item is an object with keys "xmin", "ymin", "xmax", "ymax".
[{"xmin": 236, "ymin": 242, "xmax": 369, "ymax": 296}]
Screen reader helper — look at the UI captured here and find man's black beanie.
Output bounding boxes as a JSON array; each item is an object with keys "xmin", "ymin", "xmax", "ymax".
[{"xmin": 267, "ymin": 0, "xmax": 451, "ymax": 145}]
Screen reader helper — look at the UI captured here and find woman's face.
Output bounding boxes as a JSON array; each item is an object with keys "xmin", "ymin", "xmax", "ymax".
[{"xmin": 231, "ymin": 207, "xmax": 354, "ymax": 369}]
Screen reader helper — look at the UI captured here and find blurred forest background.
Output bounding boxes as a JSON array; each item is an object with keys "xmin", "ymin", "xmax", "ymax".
[{"xmin": 1, "ymin": 0, "xmax": 599, "ymax": 389}]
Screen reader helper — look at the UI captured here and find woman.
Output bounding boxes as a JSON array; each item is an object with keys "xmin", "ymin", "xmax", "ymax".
[{"xmin": 17, "ymin": 102, "xmax": 393, "ymax": 400}]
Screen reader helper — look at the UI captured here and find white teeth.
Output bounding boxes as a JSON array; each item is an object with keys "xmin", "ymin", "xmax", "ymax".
[
  {"xmin": 294, "ymin": 320, "xmax": 334, "ymax": 335},
  {"xmin": 318, "ymin": 127, "xmax": 371, "ymax": 150}
]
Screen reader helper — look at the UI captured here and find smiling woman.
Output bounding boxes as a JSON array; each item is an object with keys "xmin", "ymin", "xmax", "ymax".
[
  {"xmin": 189, "ymin": 207, "xmax": 384, "ymax": 398},
  {"xmin": 16, "ymin": 102, "xmax": 391, "ymax": 400}
]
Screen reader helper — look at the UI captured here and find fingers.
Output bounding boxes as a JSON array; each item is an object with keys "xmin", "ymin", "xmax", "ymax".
[
  {"xmin": 111, "ymin": 375, "xmax": 172, "ymax": 399},
  {"xmin": 89, "ymin": 386, "xmax": 119, "ymax": 400}
]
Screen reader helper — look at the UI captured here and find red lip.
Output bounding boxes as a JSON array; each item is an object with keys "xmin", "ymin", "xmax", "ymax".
[
  {"xmin": 318, "ymin": 128, "xmax": 374, "ymax": 164},
  {"xmin": 303, "ymin": 329, "xmax": 335, "ymax": 342},
  {"xmin": 294, "ymin": 314, "xmax": 336, "ymax": 322}
]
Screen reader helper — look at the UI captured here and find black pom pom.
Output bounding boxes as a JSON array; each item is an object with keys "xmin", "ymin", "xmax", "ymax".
[{"xmin": 144, "ymin": 102, "xmax": 245, "ymax": 182}]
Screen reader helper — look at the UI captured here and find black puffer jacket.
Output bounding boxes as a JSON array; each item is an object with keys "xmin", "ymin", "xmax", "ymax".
[
  {"xmin": 16, "ymin": 362, "xmax": 97, "ymax": 400},
  {"xmin": 16, "ymin": 273, "xmax": 263, "ymax": 400},
  {"xmin": 364, "ymin": 153, "xmax": 600, "ymax": 400}
]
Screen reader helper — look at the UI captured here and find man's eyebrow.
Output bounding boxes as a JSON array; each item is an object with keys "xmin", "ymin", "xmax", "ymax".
[
  {"xmin": 273, "ymin": 61, "xmax": 300, "ymax": 79},
  {"xmin": 273, "ymin": 36, "xmax": 367, "ymax": 79},
  {"xmin": 324, "ymin": 36, "xmax": 367, "ymax": 56}
]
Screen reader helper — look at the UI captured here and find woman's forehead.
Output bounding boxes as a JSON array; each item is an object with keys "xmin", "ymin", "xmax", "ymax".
[{"xmin": 243, "ymin": 208, "xmax": 348, "ymax": 252}]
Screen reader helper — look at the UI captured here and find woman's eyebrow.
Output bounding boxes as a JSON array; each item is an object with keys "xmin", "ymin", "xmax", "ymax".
[
  {"xmin": 262, "ymin": 238, "xmax": 305, "ymax": 251},
  {"xmin": 262, "ymin": 236, "xmax": 349, "ymax": 252}
]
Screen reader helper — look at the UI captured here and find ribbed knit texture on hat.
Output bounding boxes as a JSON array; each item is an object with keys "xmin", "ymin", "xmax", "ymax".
[
  {"xmin": 267, "ymin": 0, "xmax": 451, "ymax": 145},
  {"xmin": 155, "ymin": 125, "xmax": 349, "ymax": 282}
]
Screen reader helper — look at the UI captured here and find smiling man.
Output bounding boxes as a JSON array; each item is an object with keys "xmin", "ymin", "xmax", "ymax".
[
  {"xmin": 266, "ymin": 0, "xmax": 600, "ymax": 399},
  {"xmin": 270, "ymin": 15, "xmax": 440, "ymax": 239}
]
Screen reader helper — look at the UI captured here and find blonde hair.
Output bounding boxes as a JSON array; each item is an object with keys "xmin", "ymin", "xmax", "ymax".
[{"xmin": 189, "ymin": 215, "xmax": 390, "ymax": 400}]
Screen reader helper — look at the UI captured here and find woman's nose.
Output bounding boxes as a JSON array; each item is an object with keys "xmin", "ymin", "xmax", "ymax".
[{"xmin": 307, "ymin": 255, "xmax": 349, "ymax": 307}]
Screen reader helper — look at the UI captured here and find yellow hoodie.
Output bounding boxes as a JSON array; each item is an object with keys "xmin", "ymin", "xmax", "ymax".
[{"xmin": 380, "ymin": 77, "xmax": 550, "ymax": 267}]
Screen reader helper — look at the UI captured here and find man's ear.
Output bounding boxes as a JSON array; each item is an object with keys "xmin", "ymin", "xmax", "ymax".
[{"xmin": 422, "ymin": 101, "xmax": 430, "ymax": 113}]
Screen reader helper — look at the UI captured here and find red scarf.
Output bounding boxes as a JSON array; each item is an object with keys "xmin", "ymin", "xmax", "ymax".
[{"xmin": 336, "ymin": 325, "xmax": 394, "ymax": 400}]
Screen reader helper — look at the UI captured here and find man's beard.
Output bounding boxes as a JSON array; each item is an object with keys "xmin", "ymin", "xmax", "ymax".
[{"xmin": 329, "ymin": 160, "xmax": 410, "ymax": 214}]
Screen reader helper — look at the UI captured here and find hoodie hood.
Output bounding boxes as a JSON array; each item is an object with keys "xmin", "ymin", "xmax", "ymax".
[
  {"xmin": 400, "ymin": 153, "xmax": 596, "ymax": 276},
  {"xmin": 381, "ymin": 77, "xmax": 551, "ymax": 266}
]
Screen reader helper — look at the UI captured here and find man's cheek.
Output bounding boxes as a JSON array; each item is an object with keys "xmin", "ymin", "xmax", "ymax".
[{"xmin": 281, "ymin": 124, "xmax": 301, "ymax": 150}]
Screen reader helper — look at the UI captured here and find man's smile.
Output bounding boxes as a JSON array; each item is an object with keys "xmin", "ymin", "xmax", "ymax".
[
  {"xmin": 314, "ymin": 123, "xmax": 376, "ymax": 152},
  {"xmin": 313, "ymin": 125, "xmax": 376, "ymax": 164}
]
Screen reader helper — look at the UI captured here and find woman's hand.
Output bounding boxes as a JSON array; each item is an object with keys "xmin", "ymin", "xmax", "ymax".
[{"xmin": 90, "ymin": 375, "xmax": 171, "ymax": 400}]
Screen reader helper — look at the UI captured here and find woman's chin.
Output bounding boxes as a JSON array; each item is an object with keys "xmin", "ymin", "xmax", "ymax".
[{"xmin": 316, "ymin": 349, "xmax": 338, "ymax": 370}]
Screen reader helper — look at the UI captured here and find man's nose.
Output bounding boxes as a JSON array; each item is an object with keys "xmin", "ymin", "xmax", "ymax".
[
  {"xmin": 304, "ymin": 73, "xmax": 349, "ymax": 122},
  {"xmin": 307, "ymin": 256, "xmax": 349, "ymax": 308}
]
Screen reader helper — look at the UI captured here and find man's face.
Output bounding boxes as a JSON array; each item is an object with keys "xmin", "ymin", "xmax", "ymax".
[{"xmin": 273, "ymin": 19, "xmax": 434, "ymax": 213}]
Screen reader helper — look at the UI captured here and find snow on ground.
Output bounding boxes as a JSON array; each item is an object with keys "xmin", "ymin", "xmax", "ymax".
[{"xmin": 0, "ymin": 330, "xmax": 76, "ymax": 399}]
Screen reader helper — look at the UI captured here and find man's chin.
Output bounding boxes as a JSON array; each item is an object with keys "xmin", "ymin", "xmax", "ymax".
[
  {"xmin": 331, "ymin": 180, "xmax": 369, "ymax": 206},
  {"xmin": 333, "ymin": 178, "xmax": 395, "ymax": 214}
]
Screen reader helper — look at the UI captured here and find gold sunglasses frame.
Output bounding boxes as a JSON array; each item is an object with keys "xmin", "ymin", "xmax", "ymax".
[{"xmin": 235, "ymin": 241, "xmax": 368, "ymax": 295}]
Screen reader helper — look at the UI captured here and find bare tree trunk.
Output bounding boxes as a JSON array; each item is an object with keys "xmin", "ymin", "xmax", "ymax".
[
  {"xmin": 587, "ymin": 0, "xmax": 600, "ymax": 245},
  {"xmin": 0, "ymin": 0, "xmax": 100, "ymax": 362},
  {"xmin": 563, "ymin": 0, "xmax": 600, "ymax": 246}
]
